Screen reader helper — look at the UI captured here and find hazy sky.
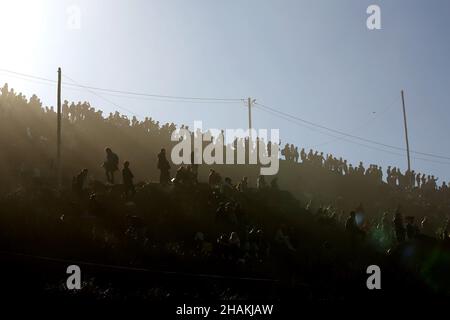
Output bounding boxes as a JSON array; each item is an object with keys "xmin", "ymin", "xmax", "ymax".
[{"xmin": 1, "ymin": 0, "xmax": 450, "ymax": 180}]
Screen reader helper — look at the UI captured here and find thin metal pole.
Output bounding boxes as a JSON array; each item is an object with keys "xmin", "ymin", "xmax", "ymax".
[
  {"xmin": 248, "ymin": 97, "xmax": 252, "ymax": 139},
  {"xmin": 57, "ymin": 67, "xmax": 62, "ymax": 187},
  {"xmin": 401, "ymin": 90, "xmax": 411, "ymax": 172}
]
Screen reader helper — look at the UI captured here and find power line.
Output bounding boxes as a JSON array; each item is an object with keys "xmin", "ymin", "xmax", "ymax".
[
  {"xmin": 0, "ymin": 68, "xmax": 245, "ymax": 102},
  {"xmin": 0, "ymin": 71, "xmax": 241, "ymax": 105},
  {"xmin": 0, "ymin": 71, "xmax": 57, "ymax": 88},
  {"xmin": 65, "ymin": 83, "xmax": 245, "ymax": 102},
  {"xmin": 3, "ymin": 67, "xmax": 450, "ymax": 165},
  {"xmin": 62, "ymin": 74, "xmax": 141, "ymax": 117},
  {"xmin": 76, "ymin": 90, "xmax": 243, "ymax": 104},
  {"xmin": 306, "ymin": 97, "xmax": 398, "ymax": 149},
  {"xmin": 0, "ymin": 68, "xmax": 56, "ymax": 84},
  {"xmin": 253, "ymin": 104, "xmax": 450, "ymax": 166},
  {"xmin": 255, "ymin": 102, "xmax": 450, "ymax": 162}
]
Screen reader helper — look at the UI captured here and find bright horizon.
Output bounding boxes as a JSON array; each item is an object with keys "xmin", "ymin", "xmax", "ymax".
[{"xmin": 1, "ymin": 0, "xmax": 450, "ymax": 181}]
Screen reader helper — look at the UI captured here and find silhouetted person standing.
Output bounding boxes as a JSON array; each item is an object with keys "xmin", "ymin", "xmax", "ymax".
[
  {"xmin": 122, "ymin": 161, "xmax": 135, "ymax": 197},
  {"xmin": 190, "ymin": 150, "xmax": 199, "ymax": 183},
  {"xmin": 405, "ymin": 216, "xmax": 419, "ymax": 240},
  {"xmin": 208, "ymin": 169, "xmax": 222, "ymax": 188},
  {"xmin": 103, "ymin": 147, "xmax": 119, "ymax": 184},
  {"xmin": 294, "ymin": 147, "xmax": 299, "ymax": 163},
  {"xmin": 157, "ymin": 148, "xmax": 170, "ymax": 184},
  {"xmin": 441, "ymin": 219, "xmax": 449, "ymax": 241},
  {"xmin": 346, "ymin": 211, "xmax": 360, "ymax": 235},
  {"xmin": 257, "ymin": 175, "xmax": 267, "ymax": 189},
  {"xmin": 393, "ymin": 210, "xmax": 406, "ymax": 243},
  {"xmin": 73, "ymin": 168, "xmax": 88, "ymax": 196},
  {"xmin": 345, "ymin": 211, "xmax": 366, "ymax": 245}
]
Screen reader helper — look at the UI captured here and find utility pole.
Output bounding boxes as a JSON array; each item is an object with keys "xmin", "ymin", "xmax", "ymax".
[
  {"xmin": 247, "ymin": 97, "xmax": 256, "ymax": 141},
  {"xmin": 248, "ymin": 97, "xmax": 252, "ymax": 138},
  {"xmin": 56, "ymin": 67, "xmax": 62, "ymax": 187},
  {"xmin": 401, "ymin": 90, "xmax": 411, "ymax": 172}
]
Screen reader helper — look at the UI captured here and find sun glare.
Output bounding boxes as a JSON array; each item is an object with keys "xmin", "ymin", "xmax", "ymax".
[{"xmin": 0, "ymin": 0, "xmax": 45, "ymax": 70}]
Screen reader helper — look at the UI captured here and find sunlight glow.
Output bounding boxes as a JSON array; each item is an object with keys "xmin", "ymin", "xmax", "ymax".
[{"xmin": 0, "ymin": 0, "xmax": 45, "ymax": 71}]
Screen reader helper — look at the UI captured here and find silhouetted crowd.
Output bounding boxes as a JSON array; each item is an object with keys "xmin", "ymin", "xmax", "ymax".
[
  {"xmin": 1, "ymin": 82, "xmax": 448, "ymax": 194},
  {"xmin": 71, "ymin": 143, "xmax": 450, "ymax": 254},
  {"xmin": 1, "ymin": 83, "xmax": 450, "ymax": 299},
  {"xmin": 2, "ymin": 82, "xmax": 450, "ymax": 240},
  {"xmin": 281, "ymin": 143, "xmax": 447, "ymax": 193}
]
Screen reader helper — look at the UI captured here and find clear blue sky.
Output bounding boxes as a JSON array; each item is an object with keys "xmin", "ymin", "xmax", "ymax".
[{"xmin": 1, "ymin": 0, "xmax": 450, "ymax": 181}]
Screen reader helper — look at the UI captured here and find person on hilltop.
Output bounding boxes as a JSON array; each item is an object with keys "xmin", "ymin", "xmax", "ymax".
[
  {"xmin": 393, "ymin": 209, "xmax": 406, "ymax": 243},
  {"xmin": 257, "ymin": 175, "xmax": 267, "ymax": 189},
  {"xmin": 103, "ymin": 147, "xmax": 119, "ymax": 184},
  {"xmin": 73, "ymin": 168, "xmax": 89, "ymax": 196},
  {"xmin": 122, "ymin": 161, "xmax": 136, "ymax": 198},
  {"xmin": 208, "ymin": 169, "xmax": 222, "ymax": 189},
  {"xmin": 157, "ymin": 148, "xmax": 171, "ymax": 185},
  {"xmin": 345, "ymin": 211, "xmax": 364, "ymax": 239}
]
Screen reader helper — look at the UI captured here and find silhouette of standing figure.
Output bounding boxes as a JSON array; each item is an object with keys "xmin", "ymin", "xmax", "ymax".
[
  {"xmin": 345, "ymin": 211, "xmax": 364, "ymax": 240},
  {"xmin": 393, "ymin": 210, "xmax": 406, "ymax": 243},
  {"xmin": 122, "ymin": 161, "xmax": 135, "ymax": 197},
  {"xmin": 73, "ymin": 168, "xmax": 88, "ymax": 196},
  {"xmin": 157, "ymin": 148, "xmax": 171, "ymax": 184},
  {"xmin": 103, "ymin": 147, "xmax": 119, "ymax": 184}
]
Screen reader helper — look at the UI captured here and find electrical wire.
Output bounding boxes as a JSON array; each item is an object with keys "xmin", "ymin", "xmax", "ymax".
[
  {"xmin": 255, "ymin": 102, "xmax": 450, "ymax": 162},
  {"xmin": 0, "ymin": 68, "xmax": 245, "ymax": 102}
]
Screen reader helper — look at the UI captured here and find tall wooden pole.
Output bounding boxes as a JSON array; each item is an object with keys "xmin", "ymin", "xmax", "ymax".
[
  {"xmin": 401, "ymin": 90, "xmax": 411, "ymax": 172},
  {"xmin": 248, "ymin": 97, "xmax": 252, "ymax": 140},
  {"xmin": 57, "ymin": 67, "xmax": 62, "ymax": 187}
]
